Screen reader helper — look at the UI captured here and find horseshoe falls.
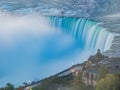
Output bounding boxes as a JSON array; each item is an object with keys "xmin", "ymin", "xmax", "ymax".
[
  {"xmin": 49, "ymin": 17, "xmax": 114, "ymax": 52},
  {"xmin": 0, "ymin": 14, "xmax": 114, "ymax": 87},
  {"xmin": 0, "ymin": 0, "xmax": 120, "ymax": 88}
]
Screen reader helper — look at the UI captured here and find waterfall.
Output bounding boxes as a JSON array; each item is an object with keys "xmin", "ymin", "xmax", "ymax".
[
  {"xmin": 49, "ymin": 16, "xmax": 114, "ymax": 53},
  {"xmin": 0, "ymin": 15, "xmax": 115, "ymax": 86}
]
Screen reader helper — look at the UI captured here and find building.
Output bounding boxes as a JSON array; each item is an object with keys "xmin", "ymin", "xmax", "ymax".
[
  {"xmin": 82, "ymin": 49, "xmax": 120, "ymax": 87},
  {"xmin": 82, "ymin": 68, "xmax": 98, "ymax": 87}
]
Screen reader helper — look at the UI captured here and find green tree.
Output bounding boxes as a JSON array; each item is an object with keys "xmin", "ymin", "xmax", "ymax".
[
  {"xmin": 74, "ymin": 72, "xmax": 83, "ymax": 84},
  {"xmin": 96, "ymin": 74, "xmax": 119, "ymax": 90},
  {"xmin": 71, "ymin": 72, "xmax": 94, "ymax": 90},
  {"xmin": 114, "ymin": 71, "xmax": 120, "ymax": 89},
  {"xmin": 23, "ymin": 82, "xmax": 27, "ymax": 86},
  {"xmin": 32, "ymin": 73, "xmax": 95, "ymax": 90},
  {"xmin": 0, "ymin": 87, "xmax": 4, "ymax": 90},
  {"xmin": 32, "ymin": 86, "xmax": 41, "ymax": 90},
  {"xmin": 98, "ymin": 65, "xmax": 109, "ymax": 80},
  {"xmin": 5, "ymin": 83, "xmax": 15, "ymax": 90},
  {"xmin": 32, "ymin": 77, "xmax": 70, "ymax": 90}
]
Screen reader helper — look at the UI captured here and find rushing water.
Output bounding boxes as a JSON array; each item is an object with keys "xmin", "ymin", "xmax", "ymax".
[
  {"xmin": 49, "ymin": 17, "xmax": 114, "ymax": 52},
  {"xmin": 0, "ymin": 0, "xmax": 116, "ymax": 87}
]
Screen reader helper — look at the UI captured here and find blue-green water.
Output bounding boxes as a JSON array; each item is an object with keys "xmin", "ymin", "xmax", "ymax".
[
  {"xmin": 0, "ymin": 0, "xmax": 117, "ymax": 87},
  {"xmin": 49, "ymin": 17, "xmax": 114, "ymax": 52}
]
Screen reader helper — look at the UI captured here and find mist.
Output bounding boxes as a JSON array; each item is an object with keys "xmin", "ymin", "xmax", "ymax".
[{"xmin": 0, "ymin": 10, "xmax": 83, "ymax": 87}]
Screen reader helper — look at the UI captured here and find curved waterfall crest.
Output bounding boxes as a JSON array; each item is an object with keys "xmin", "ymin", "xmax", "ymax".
[{"xmin": 49, "ymin": 16, "xmax": 114, "ymax": 52}]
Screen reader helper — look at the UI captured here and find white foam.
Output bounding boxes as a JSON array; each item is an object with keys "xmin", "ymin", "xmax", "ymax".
[{"xmin": 0, "ymin": 11, "xmax": 54, "ymax": 46}]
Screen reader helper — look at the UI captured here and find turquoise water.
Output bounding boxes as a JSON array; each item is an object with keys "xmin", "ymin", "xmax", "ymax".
[
  {"xmin": 0, "ymin": 15, "xmax": 114, "ymax": 87},
  {"xmin": 0, "ymin": 0, "xmax": 118, "ymax": 87},
  {"xmin": 49, "ymin": 17, "xmax": 114, "ymax": 52}
]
